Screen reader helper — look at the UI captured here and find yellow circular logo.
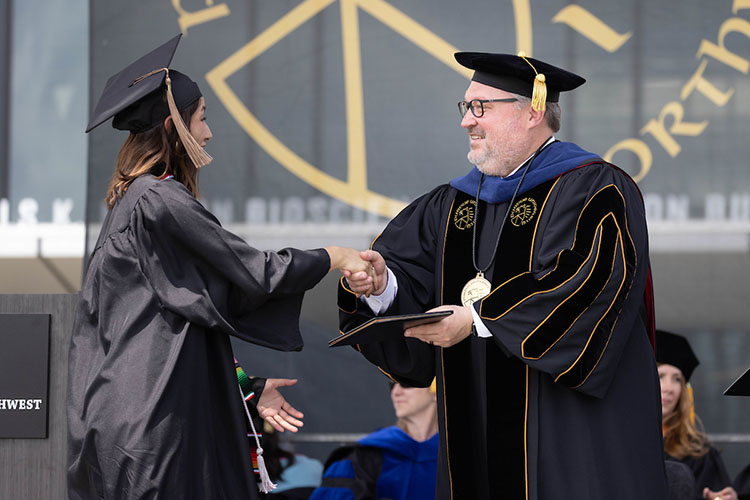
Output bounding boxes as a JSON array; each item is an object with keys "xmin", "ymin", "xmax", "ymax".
[
  {"xmin": 510, "ymin": 198, "xmax": 537, "ymax": 227},
  {"xmin": 454, "ymin": 200, "xmax": 476, "ymax": 230}
]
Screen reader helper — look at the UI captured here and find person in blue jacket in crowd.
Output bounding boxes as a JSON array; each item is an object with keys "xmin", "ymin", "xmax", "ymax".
[{"xmin": 310, "ymin": 381, "xmax": 439, "ymax": 500}]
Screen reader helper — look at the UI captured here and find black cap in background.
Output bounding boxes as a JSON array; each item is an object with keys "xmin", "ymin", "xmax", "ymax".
[{"xmin": 655, "ymin": 329, "xmax": 700, "ymax": 382}]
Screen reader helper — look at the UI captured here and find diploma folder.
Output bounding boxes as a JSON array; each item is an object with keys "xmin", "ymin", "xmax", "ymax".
[{"xmin": 329, "ymin": 311, "xmax": 453, "ymax": 347}]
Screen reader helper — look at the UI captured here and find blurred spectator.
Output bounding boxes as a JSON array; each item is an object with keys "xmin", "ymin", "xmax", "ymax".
[
  {"xmin": 309, "ymin": 381, "xmax": 439, "ymax": 500},
  {"xmin": 657, "ymin": 330, "xmax": 738, "ymax": 500},
  {"xmin": 260, "ymin": 421, "xmax": 324, "ymax": 499}
]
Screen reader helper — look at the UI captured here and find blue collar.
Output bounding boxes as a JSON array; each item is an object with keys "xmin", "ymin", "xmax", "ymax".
[{"xmin": 449, "ymin": 141, "xmax": 601, "ymax": 204}]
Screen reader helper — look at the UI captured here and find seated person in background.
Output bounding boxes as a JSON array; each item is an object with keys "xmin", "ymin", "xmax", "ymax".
[
  {"xmin": 310, "ymin": 381, "xmax": 439, "ymax": 500},
  {"xmin": 657, "ymin": 330, "xmax": 738, "ymax": 500},
  {"xmin": 262, "ymin": 421, "xmax": 324, "ymax": 499}
]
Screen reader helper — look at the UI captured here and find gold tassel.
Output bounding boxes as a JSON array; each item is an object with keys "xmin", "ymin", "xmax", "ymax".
[
  {"xmin": 164, "ymin": 72, "xmax": 213, "ymax": 169},
  {"xmin": 532, "ymin": 74, "xmax": 547, "ymax": 112},
  {"xmin": 687, "ymin": 383, "xmax": 695, "ymax": 425},
  {"xmin": 517, "ymin": 52, "xmax": 547, "ymax": 112}
]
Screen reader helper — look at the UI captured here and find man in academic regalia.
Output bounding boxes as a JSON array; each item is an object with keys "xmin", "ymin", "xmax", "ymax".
[{"xmin": 340, "ymin": 52, "xmax": 669, "ymax": 499}]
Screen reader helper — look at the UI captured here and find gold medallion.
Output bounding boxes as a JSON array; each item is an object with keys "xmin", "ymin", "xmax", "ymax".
[{"xmin": 461, "ymin": 272, "xmax": 491, "ymax": 306}]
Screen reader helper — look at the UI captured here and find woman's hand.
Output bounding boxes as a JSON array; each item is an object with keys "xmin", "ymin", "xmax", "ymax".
[
  {"xmin": 256, "ymin": 378, "xmax": 304, "ymax": 433},
  {"xmin": 703, "ymin": 486, "xmax": 738, "ymax": 500},
  {"xmin": 326, "ymin": 247, "xmax": 380, "ymax": 296},
  {"xmin": 341, "ymin": 249, "xmax": 387, "ymax": 297},
  {"xmin": 326, "ymin": 246, "xmax": 368, "ymax": 272}
]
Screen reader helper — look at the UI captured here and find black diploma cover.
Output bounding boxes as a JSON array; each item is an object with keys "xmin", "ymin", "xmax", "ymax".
[{"xmin": 329, "ymin": 311, "xmax": 453, "ymax": 347}]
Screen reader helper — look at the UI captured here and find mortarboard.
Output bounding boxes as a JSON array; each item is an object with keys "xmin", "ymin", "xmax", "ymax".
[
  {"xmin": 655, "ymin": 329, "xmax": 700, "ymax": 382},
  {"xmin": 86, "ymin": 34, "xmax": 211, "ymax": 168},
  {"xmin": 454, "ymin": 52, "xmax": 586, "ymax": 112},
  {"xmin": 724, "ymin": 365, "xmax": 750, "ymax": 396}
]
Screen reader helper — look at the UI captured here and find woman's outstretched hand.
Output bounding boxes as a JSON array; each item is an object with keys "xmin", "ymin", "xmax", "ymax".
[{"xmin": 256, "ymin": 378, "xmax": 304, "ymax": 433}]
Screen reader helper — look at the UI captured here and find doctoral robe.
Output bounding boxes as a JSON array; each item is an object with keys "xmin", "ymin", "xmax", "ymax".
[
  {"xmin": 67, "ymin": 175, "xmax": 329, "ymax": 500},
  {"xmin": 338, "ymin": 141, "xmax": 668, "ymax": 500},
  {"xmin": 671, "ymin": 446, "xmax": 734, "ymax": 499}
]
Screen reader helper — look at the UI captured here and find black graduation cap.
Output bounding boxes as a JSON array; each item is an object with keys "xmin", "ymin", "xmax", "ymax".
[
  {"xmin": 86, "ymin": 34, "xmax": 212, "ymax": 167},
  {"xmin": 454, "ymin": 52, "xmax": 585, "ymax": 111},
  {"xmin": 724, "ymin": 366, "xmax": 750, "ymax": 396},
  {"xmin": 655, "ymin": 329, "xmax": 700, "ymax": 382},
  {"xmin": 86, "ymin": 34, "xmax": 202, "ymax": 134}
]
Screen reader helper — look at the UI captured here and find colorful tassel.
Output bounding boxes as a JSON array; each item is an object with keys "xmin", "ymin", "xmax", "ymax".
[{"xmin": 238, "ymin": 383, "xmax": 277, "ymax": 493}]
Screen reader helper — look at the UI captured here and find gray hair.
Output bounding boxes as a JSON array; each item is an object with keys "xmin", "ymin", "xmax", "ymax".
[{"xmin": 512, "ymin": 94, "xmax": 562, "ymax": 132}]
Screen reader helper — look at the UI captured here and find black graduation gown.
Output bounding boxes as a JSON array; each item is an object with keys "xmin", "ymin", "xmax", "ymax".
[
  {"xmin": 671, "ymin": 446, "xmax": 733, "ymax": 499},
  {"xmin": 67, "ymin": 175, "xmax": 330, "ymax": 500},
  {"xmin": 338, "ymin": 162, "xmax": 668, "ymax": 500}
]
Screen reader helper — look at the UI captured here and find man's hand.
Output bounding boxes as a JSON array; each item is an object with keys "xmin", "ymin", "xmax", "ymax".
[
  {"xmin": 404, "ymin": 305, "xmax": 474, "ymax": 348},
  {"xmin": 256, "ymin": 378, "xmax": 304, "ymax": 433},
  {"xmin": 341, "ymin": 250, "xmax": 387, "ymax": 297}
]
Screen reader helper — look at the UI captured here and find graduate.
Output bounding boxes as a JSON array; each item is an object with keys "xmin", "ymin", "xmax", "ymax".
[
  {"xmin": 657, "ymin": 330, "xmax": 738, "ymax": 500},
  {"xmin": 67, "ymin": 35, "xmax": 370, "ymax": 500},
  {"xmin": 341, "ymin": 52, "xmax": 668, "ymax": 499}
]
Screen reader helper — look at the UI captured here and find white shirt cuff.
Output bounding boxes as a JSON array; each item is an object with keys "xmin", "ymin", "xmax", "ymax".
[
  {"xmin": 469, "ymin": 305, "xmax": 492, "ymax": 338},
  {"xmin": 360, "ymin": 267, "xmax": 398, "ymax": 315}
]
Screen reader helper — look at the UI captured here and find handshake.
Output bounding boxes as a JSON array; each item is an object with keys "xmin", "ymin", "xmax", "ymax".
[{"xmin": 326, "ymin": 247, "xmax": 387, "ymax": 298}]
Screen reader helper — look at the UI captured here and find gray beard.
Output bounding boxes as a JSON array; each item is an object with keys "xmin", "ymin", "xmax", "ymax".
[{"xmin": 468, "ymin": 149, "xmax": 510, "ymax": 177}]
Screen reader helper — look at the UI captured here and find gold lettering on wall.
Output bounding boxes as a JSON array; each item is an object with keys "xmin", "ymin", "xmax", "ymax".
[
  {"xmin": 681, "ymin": 59, "xmax": 734, "ymax": 106},
  {"xmin": 552, "ymin": 5, "xmax": 631, "ymax": 53},
  {"xmin": 513, "ymin": 0, "xmax": 533, "ymax": 55},
  {"xmin": 602, "ymin": 6, "xmax": 748, "ymax": 182},
  {"xmin": 697, "ymin": 17, "xmax": 750, "ymax": 73},
  {"xmin": 604, "ymin": 139, "xmax": 652, "ymax": 182},
  {"xmin": 734, "ymin": 0, "xmax": 750, "ymax": 13},
  {"xmin": 172, "ymin": 0, "xmax": 230, "ymax": 34},
  {"xmin": 640, "ymin": 102, "xmax": 708, "ymax": 157}
]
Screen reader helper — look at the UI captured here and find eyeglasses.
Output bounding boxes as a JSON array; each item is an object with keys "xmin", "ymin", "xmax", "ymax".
[{"xmin": 458, "ymin": 98, "xmax": 518, "ymax": 118}]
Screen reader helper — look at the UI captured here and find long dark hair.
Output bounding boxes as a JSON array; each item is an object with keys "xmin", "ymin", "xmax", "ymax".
[{"xmin": 105, "ymin": 98, "xmax": 201, "ymax": 208}]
